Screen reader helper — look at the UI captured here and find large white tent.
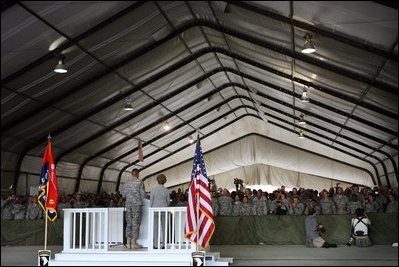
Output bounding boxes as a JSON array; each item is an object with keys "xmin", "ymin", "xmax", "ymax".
[{"xmin": 1, "ymin": 1, "xmax": 397, "ymax": 195}]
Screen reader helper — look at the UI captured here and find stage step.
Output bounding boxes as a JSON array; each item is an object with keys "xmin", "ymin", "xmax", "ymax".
[
  {"xmin": 50, "ymin": 250, "xmax": 232, "ymax": 266},
  {"xmin": 205, "ymin": 257, "xmax": 233, "ymax": 266}
]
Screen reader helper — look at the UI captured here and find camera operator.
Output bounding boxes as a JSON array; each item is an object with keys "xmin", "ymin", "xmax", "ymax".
[
  {"xmin": 305, "ymin": 208, "xmax": 337, "ymax": 248},
  {"xmin": 346, "ymin": 208, "xmax": 371, "ymax": 247}
]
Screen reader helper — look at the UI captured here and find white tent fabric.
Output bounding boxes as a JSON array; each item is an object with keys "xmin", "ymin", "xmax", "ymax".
[{"xmin": 141, "ymin": 117, "xmax": 374, "ymax": 192}]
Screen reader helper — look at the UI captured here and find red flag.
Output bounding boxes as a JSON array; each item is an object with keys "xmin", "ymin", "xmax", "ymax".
[
  {"xmin": 38, "ymin": 138, "xmax": 59, "ymax": 221},
  {"xmin": 185, "ymin": 136, "xmax": 215, "ymax": 249},
  {"xmin": 138, "ymin": 140, "xmax": 144, "ymax": 162}
]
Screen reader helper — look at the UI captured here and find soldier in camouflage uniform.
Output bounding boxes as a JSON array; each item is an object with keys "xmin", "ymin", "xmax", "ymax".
[
  {"xmin": 218, "ymin": 189, "xmax": 233, "ymax": 216},
  {"xmin": 351, "ymin": 185, "xmax": 364, "ymax": 203},
  {"xmin": 211, "ymin": 193, "xmax": 219, "ymax": 216},
  {"xmin": 12, "ymin": 196, "xmax": 26, "ymax": 220},
  {"xmin": 364, "ymin": 194, "xmax": 380, "ymax": 213},
  {"xmin": 252, "ymin": 190, "xmax": 268, "ymax": 215},
  {"xmin": 240, "ymin": 195, "xmax": 253, "ymax": 215},
  {"xmin": 385, "ymin": 194, "xmax": 398, "ymax": 213},
  {"xmin": 232, "ymin": 195, "xmax": 242, "ymax": 216},
  {"xmin": 57, "ymin": 196, "xmax": 72, "ymax": 219},
  {"xmin": 244, "ymin": 188, "xmax": 253, "ymax": 204},
  {"xmin": 319, "ymin": 191, "xmax": 336, "ymax": 214},
  {"xmin": 72, "ymin": 193, "xmax": 89, "ymax": 208},
  {"xmin": 333, "ymin": 187, "xmax": 349, "ymax": 214},
  {"xmin": 1, "ymin": 195, "xmax": 14, "ymax": 220},
  {"xmin": 288, "ymin": 196, "xmax": 305, "ymax": 215},
  {"xmin": 120, "ymin": 168, "xmax": 145, "ymax": 249},
  {"xmin": 25, "ymin": 196, "xmax": 43, "ymax": 220},
  {"xmin": 348, "ymin": 194, "xmax": 363, "ymax": 214}
]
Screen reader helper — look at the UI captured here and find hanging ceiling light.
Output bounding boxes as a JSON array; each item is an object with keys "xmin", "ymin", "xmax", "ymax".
[
  {"xmin": 188, "ymin": 135, "xmax": 195, "ymax": 144},
  {"xmin": 298, "ymin": 114, "xmax": 306, "ymax": 126},
  {"xmin": 124, "ymin": 97, "xmax": 134, "ymax": 111},
  {"xmin": 163, "ymin": 121, "xmax": 171, "ymax": 131},
  {"xmin": 300, "ymin": 87, "xmax": 310, "ymax": 103},
  {"xmin": 298, "ymin": 130, "xmax": 305, "ymax": 139},
  {"xmin": 301, "ymin": 33, "xmax": 316, "ymax": 54},
  {"xmin": 54, "ymin": 54, "xmax": 67, "ymax": 73}
]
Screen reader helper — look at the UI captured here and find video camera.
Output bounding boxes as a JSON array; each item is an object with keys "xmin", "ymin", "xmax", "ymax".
[{"xmin": 234, "ymin": 178, "xmax": 243, "ymax": 192}]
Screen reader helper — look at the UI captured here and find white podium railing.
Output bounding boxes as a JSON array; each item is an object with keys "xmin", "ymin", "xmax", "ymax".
[
  {"xmin": 63, "ymin": 208, "xmax": 124, "ymax": 253},
  {"xmin": 148, "ymin": 207, "xmax": 195, "ymax": 252},
  {"xmin": 62, "ymin": 206, "xmax": 195, "ymax": 253}
]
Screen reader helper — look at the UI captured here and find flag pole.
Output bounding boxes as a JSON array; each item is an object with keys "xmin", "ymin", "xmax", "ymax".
[
  {"xmin": 196, "ymin": 129, "xmax": 200, "ymax": 252},
  {"xmin": 44, "ymin": 208, "xmax": 48, "ymax": 250},
  {"xmin": 44, "ymin": 133, "xmax": 51, "ymax": 251}
]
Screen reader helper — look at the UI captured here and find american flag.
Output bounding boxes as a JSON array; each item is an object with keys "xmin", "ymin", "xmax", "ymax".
[
  {"xmin": 185, "ymin": 135, "xmax": 215, "ymax": 249},
  {"xmin": 38, "ymin": 137, "xmax": 59, "ymax": 221}
]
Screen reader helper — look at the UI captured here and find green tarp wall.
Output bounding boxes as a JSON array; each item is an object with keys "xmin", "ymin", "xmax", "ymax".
[
  {"xmin": 210, "ymin": 213, "xmax": 398, "ymax": 245},
  {"xmin": 1, "ymin": 213, "xmax": 397, "ymax": 246}
]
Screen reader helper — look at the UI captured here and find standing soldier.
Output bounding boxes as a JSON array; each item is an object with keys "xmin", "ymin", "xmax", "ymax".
[
  {"xmin": 348, "ymin": 194, "xmax": 363, "ymax": 214},
  {"xmin": 289, "ymin": 196, "xmax": 305, "ymax": 215},
  {"xmin": 364, "ymin": 194, "xmax": 380, "ymax": 213},
  {"xmin": 25, "ymin": 196, "xmax": 43, "ymax": 220},
  {"xmin": 1, "ymin": 194, "xmax": 15, "ymax": 220},
  {"xmin": 333, "ymin": 187, "xmax": 349, "ymax": 214},
  {"xmin": 12, "ymin": 196, "xmax": 26, "ymax": 220},
  {"xmin": 232, "ymin": 194, "xmax": 243, "ymax": 216},
  {"xmin": 244, "ymin": 188, "xmax": 253, "ymax": 204},
  {"xmin": 120, "ymin": 168, "xmax": 146, "ymax": 250},
  {"xmin": 252, "ymin": 190, "xmax": 268, "ymax": 215},
  {"xmin": 319, "ymin": 190, "xmax": 336, "ymax": 215},
  {"xmin": 211, "ymin": 192, "xmax": 219, "ymax": 216},
  {"xmin": 218, "ymin": 188, "xmax": 233, "ymax": 216},
  {"xmin": 240, "ymin": 196, "xmax": 253, "ymax": 215},
  {"xmin": 351, "ymin": 185, "xmax": 364, "ymax": 203},
  {"xmin": 57, "ymin": 195, "xmax": 72, "ymax": 219}
]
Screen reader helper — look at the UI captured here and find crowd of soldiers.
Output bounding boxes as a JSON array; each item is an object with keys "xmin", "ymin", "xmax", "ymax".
[
  {"xmin": 209, "ymin": 184, "xmax": 398, "ymax": 216},
  {"xmin": 1, "ymin": 191, "xmax": 125, "ymax": 220},
  {"xmin": 2, "ymin": 183, "xmax": 398, "ymax": 220}
]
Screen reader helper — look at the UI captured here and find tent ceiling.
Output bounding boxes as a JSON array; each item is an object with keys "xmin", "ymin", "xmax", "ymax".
[{"xmin": 1, "ymin": 1, "xmax": 397, "ymax": 193}]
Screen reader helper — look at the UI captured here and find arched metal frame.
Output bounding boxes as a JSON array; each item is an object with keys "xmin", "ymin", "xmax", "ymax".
[{"xmin": 5, "ymin": 3, "xmax": 397, "ymax": 192}]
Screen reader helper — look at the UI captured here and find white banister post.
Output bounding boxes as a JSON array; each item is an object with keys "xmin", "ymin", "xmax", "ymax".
[
  {"xmin": 63, "ymin": 209, "xmax": 71, "ymax": 251},
  {"xmin": 104, "ymin": 208, "xmax": 109, "ymax": 251},
  {"xmin": 164, "ymin": 211, "xmax": 167, "ymax": 250},
  {"xmin": 148, "ymin": 208, "xmax": 153, "ymax": 251},
  {"xmin": 79, "ymin": 211, "xmax": 83, "ymax": 249},
  {"xmin": 171, "ymin": 210, "xmax": 175, "ymax": 249},
  {"xmin": 92, "ymin": 211, "xmax": 96, "ymax": 249},
  {"xmin": 178, "ymin": 210, "xmax": 182, "ymax": 250},
  {"xmin": 85, "ymin": 210, "xmax": 89, "ymax": 249},
  {"xmin": 157, "ymin": 211, "xmax": 161, "ymax": 249},
  {"xmin": 99, "ymin": 211, "xmax": 103, "ymax": 249},
  {"xmin": 72, "ymin": 211, "xmax": 76, "ymax": 250}
]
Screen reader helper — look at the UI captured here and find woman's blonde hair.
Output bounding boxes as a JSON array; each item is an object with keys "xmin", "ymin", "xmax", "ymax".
[{"xmin": 157, "ymin": 174, "xmax": 167, "ymax": 185}]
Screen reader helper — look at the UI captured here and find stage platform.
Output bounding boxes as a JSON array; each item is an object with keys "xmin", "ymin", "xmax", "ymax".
[{"xmin": 1, "ymin": 245, "xmax": 397, "ymax": 266}]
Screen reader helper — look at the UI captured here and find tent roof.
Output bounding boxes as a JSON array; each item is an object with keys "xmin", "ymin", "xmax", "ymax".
[{"xmin": 1, "ymin": 1, "xmax": 398, "ymax": 192}]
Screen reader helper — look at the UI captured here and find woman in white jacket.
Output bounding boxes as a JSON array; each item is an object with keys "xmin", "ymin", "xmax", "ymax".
[{"xmin": 150, "ymin": 174, "xmax": 170, "ymax": 249}]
